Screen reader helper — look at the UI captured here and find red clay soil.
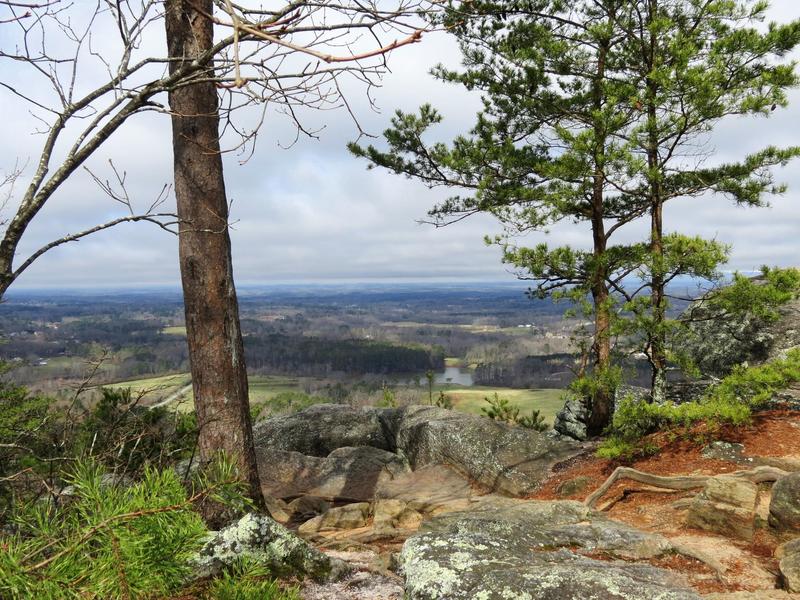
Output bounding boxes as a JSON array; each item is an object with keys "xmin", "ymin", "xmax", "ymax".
[
  {"xmin": 535, "ymin": 410, "xmax": 800, "ymax": 503},
  {"xmin": 532, "ymin": 411, "xmax": 800, "ymax": 595}
]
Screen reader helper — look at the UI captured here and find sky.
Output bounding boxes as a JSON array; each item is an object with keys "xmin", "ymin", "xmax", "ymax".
[{"xmin": 1, "ymin": 1, "xmax": 799, "ymax": 290}]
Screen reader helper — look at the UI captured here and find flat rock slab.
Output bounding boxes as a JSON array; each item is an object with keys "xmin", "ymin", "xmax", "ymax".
[
  {"xmin": 257, "ymin": 446, "xmax": 410, "ymax": 502},
  {"xmin": 399, "ymin": 500, "xmax": 695, "ymax": 599},
  {"xmin": 387, "ymin": 405, "xmax": 582, "ymax": 496},
  {"xmin": 254, "ymin": 405, "xmax": 392, "ymax": 456}
]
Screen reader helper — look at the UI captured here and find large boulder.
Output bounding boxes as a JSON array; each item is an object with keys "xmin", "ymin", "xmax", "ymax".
[
  {"xmin": 553, "ymin": 386, "xmax": 649, "ymax": 441},
  {"xmin": 253, "ymin": 404, "xmax": 392, "ymax": 456},
  {"xmin": 374, "ymin": 464, "xmax": 479, "ymax": 517},
  {"xmin": 191, "ymin": 513, "xmax": 347, "ymax": 582},
  {"xmin": 390, "ymin": 405, "xmax": 581, "ymax": 495},
  {"xmin": 683, "ymin": 285, "xmax": 800, "ymax": 378},
  {"xmin": 256, "ymin": 446, "xmax": 410, "ymax": 502},
  {"xmin": 553, "ymin": 394, "xmax": 590, "ymax": 441},
  {"xmin": 254, "ymin": 405, "xmax": 582, "ymax": 498},
  {"xmin": 770, "ymin": 472, "xmax": 800, "ymax": 531},
  {"xmin": 298, "ymin": 502, "xmax": 372, "ymax": 535},
  {"xmin": 399, "ymin": 500, "xmax": 697, "ymax": 599},
  {"xmin": 780, "ymin": 547, "xmax": 800, "ymax": 593}
]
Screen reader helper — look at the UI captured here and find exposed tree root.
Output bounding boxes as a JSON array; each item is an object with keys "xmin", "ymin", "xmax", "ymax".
[
  {"xmin": 595, "ymin": 485, "xmax": 679, "ymax": 512},
  {"xmin": 584, "ymin": 465, "xmax": 788, "ymax": 509}
]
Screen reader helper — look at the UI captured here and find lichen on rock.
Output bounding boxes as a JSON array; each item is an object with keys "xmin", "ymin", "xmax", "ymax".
[{"xmin": 191, "ymin": 513, "xmax": 348, "ymax": 582}]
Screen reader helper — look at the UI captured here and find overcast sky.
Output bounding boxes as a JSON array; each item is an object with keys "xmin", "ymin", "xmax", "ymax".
[{"xmin": 2, "ymin": 1, "xmax": 799, "ymax": 290}]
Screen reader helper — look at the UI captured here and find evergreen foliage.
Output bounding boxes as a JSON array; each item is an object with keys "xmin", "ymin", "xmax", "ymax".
[
  {"xmin": 350, "ymin": 0, "xmax": 800, "ymax": 424},
  {"xmin": 205, "ymin": 558, "xmax": 301, "ymax": 600},
  {"xmin": 0, "ymin": 461, "xmax": 230, "ymax": 599},
  {"xmin": 481, "ymin": 393, "xmax": 548, "ymax": 430},
  {"xmin": 598, "ymin": 348, "xmax": 800, "ymax": 459}
]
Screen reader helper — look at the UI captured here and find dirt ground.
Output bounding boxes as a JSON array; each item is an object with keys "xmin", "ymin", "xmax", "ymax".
[{"xmin": 533, "ymin": 411, "xmax": 800, "ymax": 595}]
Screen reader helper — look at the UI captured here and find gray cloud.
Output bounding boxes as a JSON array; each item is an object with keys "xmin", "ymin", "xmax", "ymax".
[{"xmin": 3, "ymin": 3, "xmax": 799, "ymax": 290}]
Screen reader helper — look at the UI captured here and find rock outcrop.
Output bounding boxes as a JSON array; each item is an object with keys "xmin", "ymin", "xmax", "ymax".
[
  {"xmin": 398, "ymin": 500, "xmax": 698, "ymax": 599},
  {"xmin": 686, "ymin": 476, "xmax": 758, "ymax": 541},
  {"xmin": 254, "ymin": 404, "xmax": 581, "ymax": 498},
  {"xmin": 778, "ymin": 538, "xmax": 800, "ymax": 593},
  {"xmin": 256, "ymin": 445, "xmax": 410, "ymax": 502},
  {"xmin": 683, "ymin": 285, "xmax": 800, "ymax": 378}
]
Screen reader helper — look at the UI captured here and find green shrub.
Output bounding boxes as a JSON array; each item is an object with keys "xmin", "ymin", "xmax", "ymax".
[
  {"xmin": 481, "ymin": 393, "xmax": 548, "ymax": 431},
  {"xmin": 77, "ymin": 387, "xmax": 197, "ymax": 471},
  {"xmin": 0, "ymin": 461, "xmax": 215, "ymax": 599},
  {"xmin": 254, "ymin": 391, "xmax": 328, "ymax": 419},
  {"xmin": 205, "ymin": 558, "xmax": 301, "ymax": 600},
  {"xmin": 435, "ymin": 391, "xmax": 454, "ymax": 409},
  {"xmin": 377, "ymin": 386, "xmax": 397, "ymax": 408},
  {"xmin": 598, "ymin": 349, "xmax": 800, "ymax": 459}
]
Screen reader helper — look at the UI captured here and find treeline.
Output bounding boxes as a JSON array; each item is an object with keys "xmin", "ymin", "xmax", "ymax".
[
  {"xmin": 245, "ymin": 333, "xmax": 444, "ymax": 377},
  {"xmin": 474, "ymin": 353, "xmax": 653, "ymax": 389}
]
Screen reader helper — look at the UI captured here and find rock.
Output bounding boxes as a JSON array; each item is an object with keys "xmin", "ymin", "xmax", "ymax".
[
  {"xmin": 373, "ymin": 499, "xmax": 423, "ymax": 531},
  {"xmin": 299, "ymin": 503, "xmax": 372, "ymax": 535},
  {"xmin": 780, "ymin": 550, "xmax": 800, "ymax": 593},
  {"xmin": 192, "ymin": 513, "xmax": 347, "ymax": 582},
  {"xmin": 253, "ymin": 404, "xmax": 393, "ymax": 456},
  {"xmin": 254, "ymin": 404, "xmax": 581, "ymax": 499},
  {"xmin": 770, "ymin": 472, "xmax": 800, "ymax": 531},
  {"xmin": 399, "ymin": 500, "xmax": 696, "ymax": 599},
  {"xmin": 686, "ymin": 476, "xmax": 758, "ymax": 541},
  {"xmin": 286, "ymin": 496, "xmax": 331, "ymax": 522},
  {"xmin": 264, "ymin": 495, "xmax": 292, "ymax": 524},
  {"xmin": 775, "ymin": 537, "xmax": 800, "ymax": 560},
  {"xmin": 374, "ymin": 465, "xmax": 478, "ymax": 517},
  {"xmin": 701, "ymin": 441, "xmax": 800, "ymax": 471},
  {"xmin": 556, "ymin": 475, "xmax": 593, "ymax": 498},
  {"xmin": 666, "ymin": 381, "xmax": 713, "ymax": 404},
  {"xmin": 302, "ymin": 550, "xmax": 404, "ymax": 600},
  {"xmin": 553, "ymin": 394, "xmax": 590, "ymax": 441},
  {"xmin": 703, "ymin": 593, "xmax": 797, "ymax": 599},
  {"xmin": 683, "ymin": 282, "xmax": 800, "ymax": 378},
  {"xmin": 769, "ymin": 472, "xmax": 800, "ymax": 531},
  {"xmin": 257, "ymin": 446, "xmax": 410, "ymax": 501},
  {"xmin": 392, "ymin": 405, "xmax": 580, "ymax": 496}
]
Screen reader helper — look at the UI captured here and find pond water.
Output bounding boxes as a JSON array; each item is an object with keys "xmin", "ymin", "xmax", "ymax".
[{"xmin": 434, "ymin": 366, "xmax": 474, "ymax": 387}]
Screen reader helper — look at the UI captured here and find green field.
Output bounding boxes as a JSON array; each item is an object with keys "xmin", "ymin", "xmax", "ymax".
[
  {"xmin": 108, "ymin": 373, "xmax": 315, "ymax": 410},
  {"xmin": 161, "ymin": 326, "xmax": 187, "ymax": 336},
  {"xmin": 109, "ymin": 372, "xmax": 564, "ymax": 424},
  {"xmin": 434, "ymin": 385, "xmax": 564, "ymax": 425}
]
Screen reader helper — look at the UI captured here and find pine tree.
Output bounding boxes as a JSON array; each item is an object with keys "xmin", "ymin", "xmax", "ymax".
[
  {"xmin": 351, "ymin": 0, "xmax": 800, "ymax": 422},
  {"xmin": 351, "ymin": 0, "xmax": 648, "ymax": 432},
  {"xmin": 617, "ymin": 0, "xmax": 800, "ymax": 401}
]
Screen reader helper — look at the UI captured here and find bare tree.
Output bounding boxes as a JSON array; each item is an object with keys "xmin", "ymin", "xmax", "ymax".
[{"xmin": 0, "ymin": 0, "xmax": 439, "ymax": 502}]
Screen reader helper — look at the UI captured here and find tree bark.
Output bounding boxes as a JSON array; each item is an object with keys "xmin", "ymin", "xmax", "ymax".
[
  {"xmin": 586, "ymin": 34, "xmax": 614, "ymax": 435},
  {"xmin": 646, "ymin": 0, "xmax": 667, "ymax": 404},
  {"xmin": 164, "ymin": 0, "xmax": 263, "ymax": 508}
]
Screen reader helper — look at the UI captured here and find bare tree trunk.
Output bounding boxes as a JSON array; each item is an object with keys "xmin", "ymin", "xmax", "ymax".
[{"xmin": 165, "ymin": 0, "xmax": 263, "ymax": 508}]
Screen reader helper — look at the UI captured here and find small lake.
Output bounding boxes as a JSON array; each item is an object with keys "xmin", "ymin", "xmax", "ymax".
[{"xmin": 434, "ymin": 366, "xmax": 474, "ymax": 387}]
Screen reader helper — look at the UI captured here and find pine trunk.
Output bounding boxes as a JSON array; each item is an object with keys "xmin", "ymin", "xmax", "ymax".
[
  {"xmin": 646, "ymin": 0, "xmax": 667, "ymax": 404},
  {"xmin": 164, "ymin": 0, "xmax": 263, "ymax": 507},
  {"xmin": 586, "ymin": 35, "xmax": 614, "ymax": 435}
]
